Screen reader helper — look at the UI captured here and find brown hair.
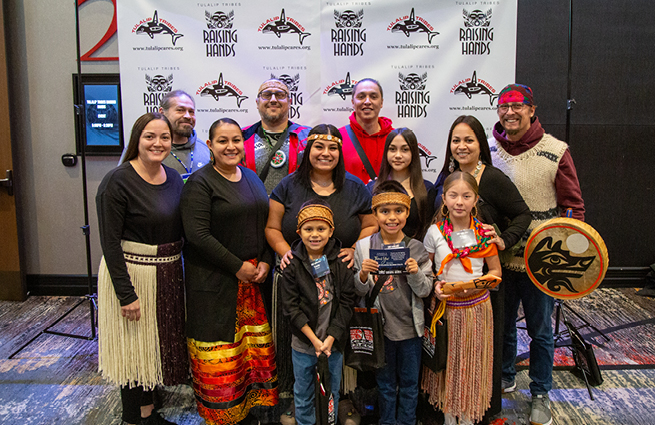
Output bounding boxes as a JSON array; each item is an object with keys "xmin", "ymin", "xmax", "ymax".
[
  {"xmin": 121, "ymin": 112, "xmax": 173, "ymax": 164},
  {"xmin": 434, "ymin": 171, "xmax": 479, "ymax": 222}
]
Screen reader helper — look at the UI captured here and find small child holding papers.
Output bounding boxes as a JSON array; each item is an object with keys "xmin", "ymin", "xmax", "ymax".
[
  {"xmin": 280, "ymin": 199, "xmax": 357, "ymax": 425},
  {"xmin": 353, "ymin": 180, "xmax": 433, "ymax": 425}
]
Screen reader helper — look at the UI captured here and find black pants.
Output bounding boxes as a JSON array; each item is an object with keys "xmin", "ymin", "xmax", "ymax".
[{"xmin": 120, "ymin": 385, "xmax": 154, "ymax": 424}]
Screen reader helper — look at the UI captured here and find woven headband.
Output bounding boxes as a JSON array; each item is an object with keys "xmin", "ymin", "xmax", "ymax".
[
  {"xmin": 258, "ymin": 80, "xmax": 290, "ymax": 95},
  {"xmin": 372, "ymin": 192, "xmax": 411, "ymax": 211},
  {"xmin": 307, "ymin": 133, "xmax": 342, "ymax": 146},
  {"xmin": 297, "ymin": 204, "xmax": 334, "ymax": 230}
]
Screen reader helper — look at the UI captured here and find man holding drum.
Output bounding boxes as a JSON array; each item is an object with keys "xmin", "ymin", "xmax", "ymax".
[{"xmin": 489, "ymin": 84, "xmax": 585, "ymax": 425}]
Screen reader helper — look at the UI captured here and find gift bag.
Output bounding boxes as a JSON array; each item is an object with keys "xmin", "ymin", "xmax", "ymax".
[
  {"xmin": 421, "ymin": 294, "xmax": 448, "ymax": 373},
  {"xmin": 345, "ymin": 277, "xmax": 386, "ymax": 371},
  {"xmin": 315, "ymin": 353, "xmax": 336, "ymax": 425}
]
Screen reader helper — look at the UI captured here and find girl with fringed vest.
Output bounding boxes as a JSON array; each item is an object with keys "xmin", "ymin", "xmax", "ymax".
[{"xmin": 421, "ymin": 171, "xmax": 502, "ymax": 425}]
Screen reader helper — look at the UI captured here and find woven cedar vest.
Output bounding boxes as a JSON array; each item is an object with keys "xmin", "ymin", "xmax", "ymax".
[{"xmin": 490, "ymin": 134, "xmax": 568, "ymax": 271}]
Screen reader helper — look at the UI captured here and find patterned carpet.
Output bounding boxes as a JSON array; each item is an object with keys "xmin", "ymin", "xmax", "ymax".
[
  {"xmin": 515, "ymin": 288, "xmax": 655, "ymax": 369},
  {"xmin": 0, "ymin": 289, "xmax": 654, "ymax": 424}
]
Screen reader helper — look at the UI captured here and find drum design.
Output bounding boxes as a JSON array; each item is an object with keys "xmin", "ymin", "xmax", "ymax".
[{"xmin": 525, "ymin": 218, "xmax": 609, "ymax": 300}]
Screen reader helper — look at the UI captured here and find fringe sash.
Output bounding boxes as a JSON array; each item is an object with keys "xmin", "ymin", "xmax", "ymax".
[
  {"xmin": 98, "ymin": 240, "xmax": 182, "ymax": 390},
  {"xmin": 421, "ymin": 290, "xmax": 493, "ymax": 423}
]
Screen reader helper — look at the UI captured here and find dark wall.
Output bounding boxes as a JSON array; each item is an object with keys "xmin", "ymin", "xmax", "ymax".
[{"xmin": 516, "ymin": 0, "xmax": 655, "ymax": 268}]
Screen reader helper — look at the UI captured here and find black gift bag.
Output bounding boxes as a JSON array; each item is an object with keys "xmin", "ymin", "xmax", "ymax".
[
  {"xmin": 422, "ymin": 294, "xmax": 448, "ymax": 373},
  {"xmin": 315, "ymin": 353, "xmax": 336, "ymax": 425},
  {"xmin": 345, "ymin": 276, "xmax": 386, "ymax": 371}
]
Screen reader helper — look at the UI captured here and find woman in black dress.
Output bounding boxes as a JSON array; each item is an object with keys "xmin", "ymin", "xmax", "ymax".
[
  {"xmin": 181, "ymin": 118, "xmax": 277, "ymax": 425},
  {"xmin": 96, "ymin": 112, "xmax": 188, "ymax": 425}
]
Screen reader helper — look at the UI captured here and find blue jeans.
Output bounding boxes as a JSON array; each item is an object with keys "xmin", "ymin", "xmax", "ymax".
[
  {"xmin": 502, "ymin": 268, "xmax": 555, "ymax": 395},
  {"xmin": 376, "ymin": 336, "xmax": 422, "ymax": 425},
  {"xmin": 292, "ymin": 348, "xmax": 343, "ymax": 425}
]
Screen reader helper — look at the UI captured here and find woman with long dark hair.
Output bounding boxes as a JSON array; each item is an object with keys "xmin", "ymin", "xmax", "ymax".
[
  {"xmin": 429, "ymin": 115, "xmax": 531, "ymax": 423},
  {"xmin": 181, "ymin": 118, "xmax": 278, "ymax": 424},
  {"xmin": 371, "ymin": 127, "xmax": 436, "ymax": 240},
  {"xmin": 265, "ymin": 124, "xmax": 376, "ymax": 421},
  {"xmin": 96, "ymin": 112, "xmax": 188, "ymax": 425}
]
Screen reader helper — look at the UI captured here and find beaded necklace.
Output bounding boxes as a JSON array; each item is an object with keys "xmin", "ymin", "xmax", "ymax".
[{"xmin": 438, "ymin": 216, "xmax": 492, "ymax": 259}]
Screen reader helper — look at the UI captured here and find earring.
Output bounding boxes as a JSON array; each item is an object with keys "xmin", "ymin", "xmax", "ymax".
[
  {"xmin": 471, "ymin": 205, "xmax": 478, "ymax": 218},
  {"xmin": 441, "ymin": 203, "xmax": 449, "ymax": 217},
  {"xmin": 448, "ymin": 156, "xmax": 455, "ymax": 173},
  {"xmin": 209, "ymin": 150, "xmax": 215, "ymax": 164}
]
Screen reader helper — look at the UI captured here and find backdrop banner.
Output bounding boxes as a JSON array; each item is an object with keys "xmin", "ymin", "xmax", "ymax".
[{"xmin": 116, "ymin": 0, "xmax": 517, "ymax": 181}]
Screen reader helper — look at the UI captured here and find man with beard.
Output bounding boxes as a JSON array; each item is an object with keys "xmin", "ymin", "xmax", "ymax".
[
  {"xmin": 243, "ymin": 79, "xmax": 310, "ymax": 194},
  {"xmin": 339, "ymin": 78, "xmax": 394, "ymax": 184},
  {"xmin": 119, "ymin": 90, "xmax": 210, "ymax": 182},
  {"xmin": 490, "ymin": 84, "xmax": 584, "ymax": 425}
]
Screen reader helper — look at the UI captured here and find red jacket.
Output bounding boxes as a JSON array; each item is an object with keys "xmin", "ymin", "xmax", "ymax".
[
  {"xmin": 242, "ymin": 121, "xmax": 310, "ymax": 175},
  {"xmin": 339, "ymin": 113, "xmax": 393, "ymax": 183}
]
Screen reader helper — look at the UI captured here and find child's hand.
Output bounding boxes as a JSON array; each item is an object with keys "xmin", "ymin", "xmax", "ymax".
[
  {"xmin": 359, "ymin": 259, "xmax": 379, "ymax": 282},
  {"xmin": 433, "ymin": 280, "xmax": 452, "ymax": 301},
  {"xmin": 312, "ymin": 338, "xmax": 324, "ymax": 357},
  {"xmin": 319, "ymin": 335, "xmax": 335, "ymax": 357},
  {"xmin": 405, "ymin": 258, "xmax": 418, "ymax": 274}
]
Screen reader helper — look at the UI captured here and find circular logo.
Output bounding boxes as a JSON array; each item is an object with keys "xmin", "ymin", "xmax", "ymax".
[{"xmin": 270, "ymin": 150, "xmax": 287, "ymax": 168}]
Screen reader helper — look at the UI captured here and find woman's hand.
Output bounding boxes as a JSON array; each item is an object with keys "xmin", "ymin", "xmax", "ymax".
[
  {"xmin": 236, "ymin": 261, "xmax": 257, "ymax": 282},
  {"xmin": 279, "ymin": 250, "xmax": 294, "ymax": 270},
  {"xmin": 338, "ymin": 247, "xmax": 355, "ymax": 268},
  {"xmin": 433, "ymin": 280, "xmax": 452, "ymax": 301},
  {"xmin": 252, "ymin": 262, "xmax": 270, "ymax": 283},
  {"xmin": 480, "ymin": 223, "xmax": 506, "ymax": 250},
  {"xmin": 121, "ymin": 299, "xmax": 141, "ymax": 322}
]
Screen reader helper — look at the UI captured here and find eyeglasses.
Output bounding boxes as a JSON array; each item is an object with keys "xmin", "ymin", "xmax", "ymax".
[
  {"xmin": 497, "ymin": 103, "xmax": 527, "ymax": 113},
  {"xmin": 258, "ymin": 90, "xmax": 288, "ymax": 101}
]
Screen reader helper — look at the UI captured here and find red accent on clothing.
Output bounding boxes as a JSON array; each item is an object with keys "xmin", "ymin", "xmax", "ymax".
[
  {"xmin": 492, "ymin": 118, "xmax": 585, "ymax": 221},
  {"xmin": 339, "ymin": 112, "xmax": 393, "ymax": 184}
]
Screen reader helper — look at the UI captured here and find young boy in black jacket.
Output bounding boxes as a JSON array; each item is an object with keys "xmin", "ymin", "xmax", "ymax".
[{"xmin": 280, "ymin": 199, "xmax": 357, "ymax": 425}]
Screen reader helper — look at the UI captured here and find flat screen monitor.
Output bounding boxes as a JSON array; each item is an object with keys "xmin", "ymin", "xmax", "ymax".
[{"xmin": 73, "ymin": 73, "xmax": 124, "ymax": 155}]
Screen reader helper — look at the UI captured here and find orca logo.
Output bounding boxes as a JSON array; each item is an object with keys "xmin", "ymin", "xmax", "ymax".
[
  {"xmin": 143, "ymin": 74, "xmax": 173, "ymax": 112},
  {"xmin": 259, "ymin": 9, "xmax": 311, "ymax": 45},
  {"xmin": 324, "ymin": 72, "xmax": 356, "ymax": 100},
  {"xmin": 271, "ymin": 73, "xmax": 303, "ymax": 119},
  {"xmin": 388, "ymin": 8, "xmax": 439, "ymax": 44},
  {"xmin": 197, "ymin": 73, "xmax": 248, "ymax": 107},
  {"xmin": 133, "ymin": 11, "xmax": 183, "ymax": 46},
  {"xmin": 418, "ymin": 142, "xmax": 438, "ymax": 171},
  {"xmin": 396, "ymin": 72, "xmax": 430, "ymax": 118},
  {"xmin": 460, "ymin": 8, "xmax": 494, "ymax": 54},
  {"xmin": 203, "ymin": 10, "xmax": 237, "ymax": 57},
  {"xmin": 451, "ymin": 71, "xmax": 498, "ymax": 106}
]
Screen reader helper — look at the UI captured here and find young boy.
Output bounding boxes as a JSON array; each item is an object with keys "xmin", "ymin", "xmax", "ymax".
[
  {"xmin": 353, "ymin": 180, "xmax": 433, "ymax": 425},
  {"xmin": 280, "ymin": 199, "xmax": 357, "ymax": 425}
]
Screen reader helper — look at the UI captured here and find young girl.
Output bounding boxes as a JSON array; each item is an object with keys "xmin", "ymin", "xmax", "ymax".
[
  {"xmin": 353, "ymin": 180, "xmax": 433, "ymax": 425},
  {"xmin": 421, "ymin": 171, "xmax": 501, "ymax": 425},
  {"xmin": 370, "ymin": 128, "xmax": 436, "ymax": 240}
]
